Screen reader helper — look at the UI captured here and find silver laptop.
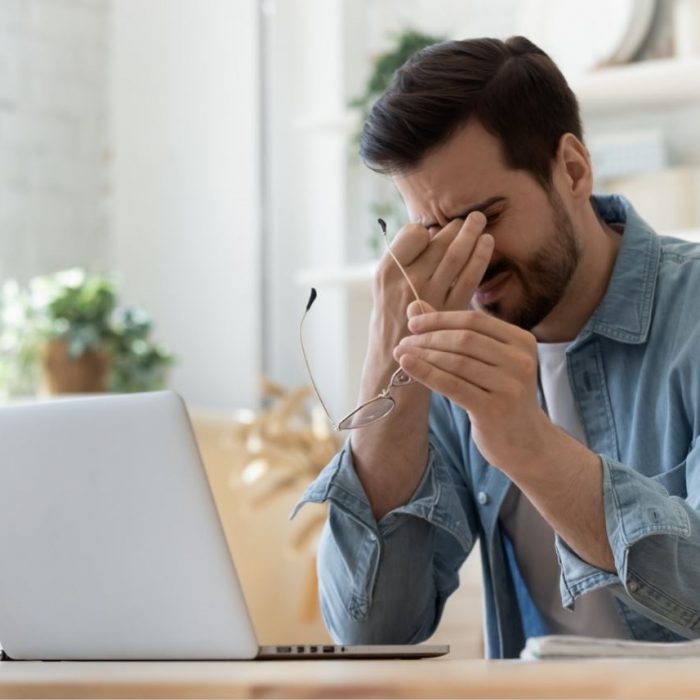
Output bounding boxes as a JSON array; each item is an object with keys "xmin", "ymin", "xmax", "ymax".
[{"xmin": 0, "ymin": 391, "xmax": 447, "ymax": 661}]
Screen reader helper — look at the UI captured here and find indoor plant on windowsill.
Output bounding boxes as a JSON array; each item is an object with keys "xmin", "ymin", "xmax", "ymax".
[{"xmin": 0, "ymin": 268, "xmax": 175, "ymax": 398}]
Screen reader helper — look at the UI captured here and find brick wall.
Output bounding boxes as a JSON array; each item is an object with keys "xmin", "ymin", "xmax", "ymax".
[{"xmin": 0, "ymin": 0, "xmax": 110, "ymax": 285}]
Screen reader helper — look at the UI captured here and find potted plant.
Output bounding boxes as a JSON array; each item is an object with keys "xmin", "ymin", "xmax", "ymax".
[
  {"xmin": 107, "ymin": 306, "xmax": 174, "ymax": 393},
  {"xmin": 0, "ymin": 268, "xmax": 174, "ymax": 398},
  {"xmin": 350, "ymin": 29, "xmax": 444, "ymax": 123}
]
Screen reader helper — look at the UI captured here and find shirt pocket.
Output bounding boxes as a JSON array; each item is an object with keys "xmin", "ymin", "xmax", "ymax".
[{"xmin": 652, "ymin": 462, "xmax": 687, "ymax": 499}]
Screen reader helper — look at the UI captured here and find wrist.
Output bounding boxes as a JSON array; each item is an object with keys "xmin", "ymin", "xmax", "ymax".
[
  {"xmin": 495, "ymin": 410, "xmax": 561, "ymax": 476},
  {"xmin": 369, "ymin": 309, "xmax": 408, "ymax": 347},
  {"xmin": 359, "ymin": 331, "xmax": 408, "ymax": 401},
  {"xmin": 507, "ymin": 415, "xmax": 596, "ymax": 488}
]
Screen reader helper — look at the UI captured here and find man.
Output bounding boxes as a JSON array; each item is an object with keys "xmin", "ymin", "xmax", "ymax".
[{"xmin": 293, "ymin": 36, "xmax": 700, "ymax": 658}]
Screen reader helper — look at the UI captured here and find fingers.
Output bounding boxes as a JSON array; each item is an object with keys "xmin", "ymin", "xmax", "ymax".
[
  {"xmin": 407, "ymin": 299, "xmax": 436, "ymax": 319},
  {"xmin": 396, "ymin": 346, "xmax": 502, "ymax": 392},
  {"xmin": 408, "ymin": 309, "xmax": 534, "ymax": 347},
  {"xmin": 405, "ymin": 212, "xmax": 493, "ymax": 304},
  {"xmin": 396, "ymin": 328, "xmax": 507, "ymax": 366},
  {"xmin": 383, "ymin": 223, "xmax": 430, "ymax": 267},
  {"xmin": 431, "ymin": 212, "xmax": 489, "ymax": 289},
  {"xmin": 399, "ymin": 351, "xmax": 487, "ymax": 406},
  {"xmin": 417, "ymin": 217, "xmax": 470, "ymax": 273},
  {"xmin": 447, "ymin": 233, "xmax": 494, "ymax": 307}
]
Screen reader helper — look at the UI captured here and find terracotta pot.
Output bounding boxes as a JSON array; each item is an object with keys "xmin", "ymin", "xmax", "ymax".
[{"xmin": 40, "ymin": 339, "xmax": 111, "ymax": 395}]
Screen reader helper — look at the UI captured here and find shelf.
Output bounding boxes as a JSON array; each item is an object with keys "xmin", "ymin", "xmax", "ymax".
[
  {"xmin": 296, "ymin": 228, "xmax": 700, "ymax": 289},
  {"xmin": 295, "ymin": 57, "xmax": 700, "ymax": 135},
  {"xmin": 574, "ymin": 56, "xmax": 700, "ymax": 114},
  {"xmin": 295, "ymin": 261, "xmax": 375, "ymax": 289}
]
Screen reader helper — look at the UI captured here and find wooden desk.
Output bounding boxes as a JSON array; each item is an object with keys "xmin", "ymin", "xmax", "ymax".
[{"xmin": 0, "ymin": 658, "xmax": 698, "ymax": 699}]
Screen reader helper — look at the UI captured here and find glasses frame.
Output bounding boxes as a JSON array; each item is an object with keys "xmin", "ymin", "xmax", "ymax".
[{"xmin": 299, "ymin": 218, "xmax": 426, "ymax": 431}]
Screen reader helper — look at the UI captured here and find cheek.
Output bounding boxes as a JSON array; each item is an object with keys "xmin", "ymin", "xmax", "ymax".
[{"xmin": 491, "ymin": 221, "xmax": 547, "ymax": 274}]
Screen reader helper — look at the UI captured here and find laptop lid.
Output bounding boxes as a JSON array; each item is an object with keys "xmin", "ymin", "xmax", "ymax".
[{"xmin": 0, "ymin": 391, "xmax": 259, "ymax": 660}]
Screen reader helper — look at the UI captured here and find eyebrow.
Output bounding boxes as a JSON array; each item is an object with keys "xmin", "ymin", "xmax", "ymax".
[{"xmin": 419, "ymin": 196, "xmax": 508, "ymax": 228}]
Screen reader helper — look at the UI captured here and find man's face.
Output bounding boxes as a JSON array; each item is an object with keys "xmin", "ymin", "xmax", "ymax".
[{"xmin": 393, "ymin": 120, "xmax": 582, "ymax": 331}]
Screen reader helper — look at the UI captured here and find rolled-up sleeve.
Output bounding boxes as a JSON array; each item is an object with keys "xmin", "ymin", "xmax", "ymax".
[
  {"xmin": 290, "ymin": 398, "xmax": 478, "ymax": 644},
  {"xmin": 556, "ymin": 441, "xmax": 700, "ymax": 638}
]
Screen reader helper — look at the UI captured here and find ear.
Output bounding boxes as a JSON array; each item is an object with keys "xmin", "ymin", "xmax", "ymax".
[{"xmin": 555, "ymin": 133, "xmax": 592, "ymax": 204}]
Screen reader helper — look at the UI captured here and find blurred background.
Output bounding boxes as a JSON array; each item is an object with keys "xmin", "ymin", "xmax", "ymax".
[{"xmin": 1, "ymin": 0, "xmax": 700, "ymax": 657}]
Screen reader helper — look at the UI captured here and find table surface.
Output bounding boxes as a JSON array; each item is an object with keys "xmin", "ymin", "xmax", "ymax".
[{"xmin": 1, "ymin": 657, "xmax": 700, "ymax": 699}]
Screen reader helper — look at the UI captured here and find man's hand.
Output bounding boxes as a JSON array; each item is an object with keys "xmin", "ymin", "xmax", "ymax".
[
  {"xmin": 365, "ymin": 212, "xmax": 495, "ymax": 383},
  {"xmin": 350, "ymin": 212, "xmax": 495, "ymax": 520},
  {"xmin": 393, "ymin": 308, "xmax": 554, "ymax": 471},
  {"xmin": 394, "ymin": 307, "xmax": 616, "ymax": 571}
]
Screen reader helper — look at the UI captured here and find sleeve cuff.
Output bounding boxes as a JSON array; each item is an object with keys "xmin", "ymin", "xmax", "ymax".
[
  {"xmin": 289, "ymin": 438, "xmax": 377, "ymax": 532},
  {"xmin": 290, "ymin": 438, "xmax": 473, "ymax": 553},
  {"xmin": 556, "ymin": 454, "xmax": 690, "ymax": 609},
  {"xmin": 291, "ymin": 437, "xmax": 473, "ymax": 622}
]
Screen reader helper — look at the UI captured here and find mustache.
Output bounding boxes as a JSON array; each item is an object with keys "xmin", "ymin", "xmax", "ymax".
[{"xmin": 479, "ymin": 259, "xmax": 514, "ymax": 285}]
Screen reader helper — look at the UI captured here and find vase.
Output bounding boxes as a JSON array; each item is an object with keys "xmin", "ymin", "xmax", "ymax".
[{"xmin": 40, "ymin": 339, "xmax": 111, "ymax": 395}]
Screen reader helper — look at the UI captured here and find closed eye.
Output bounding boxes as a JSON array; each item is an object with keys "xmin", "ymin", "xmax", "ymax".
[{"xmin": 425, "ymin": 210, "xmax": 501, "ymax": 234}]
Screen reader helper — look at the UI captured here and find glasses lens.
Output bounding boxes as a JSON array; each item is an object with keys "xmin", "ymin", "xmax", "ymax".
[
  {"xmin": 337, "ymin": 396, "xmax": 395, "ymax": 430},
  {"xmin": 391, "ymin": 368, "xmax": 414, "ymax": 387}
]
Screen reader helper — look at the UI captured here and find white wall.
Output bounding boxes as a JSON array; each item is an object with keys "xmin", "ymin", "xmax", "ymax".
[
  {"xmin": 0, "ymin": 0, "xmax": 110, "ymax": 285},
  {"xmin": 110, "ymin": 0, "xmax": 260, "ymax": 412},
  {"xmin": 264, "ymin": 0, "xmax": 353, "ymax": 418}
]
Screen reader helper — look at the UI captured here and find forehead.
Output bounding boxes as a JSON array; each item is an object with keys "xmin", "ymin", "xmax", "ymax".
[{"xmin": 394, "ymin": 120, "xmax": 521, "ymax": 222}]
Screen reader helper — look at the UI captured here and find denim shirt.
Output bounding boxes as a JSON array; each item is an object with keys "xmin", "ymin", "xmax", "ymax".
[{"xmin": 292, "ymin": 194, "xmax": 700, "ymax": 658}]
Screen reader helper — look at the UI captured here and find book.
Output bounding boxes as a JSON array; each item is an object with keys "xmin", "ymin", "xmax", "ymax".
[{"xmin": 521, "ymin": 634, "xmax": 700, "ymax": 660}]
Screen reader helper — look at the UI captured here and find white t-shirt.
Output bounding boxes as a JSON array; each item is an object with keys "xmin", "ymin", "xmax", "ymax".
[{"xmin": 498, "ymin": 341, "xmax": 629, "ymax": 639}]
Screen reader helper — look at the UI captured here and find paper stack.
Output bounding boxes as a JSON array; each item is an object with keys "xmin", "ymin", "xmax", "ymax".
[{"xmin": 521, "ymin": 635, "xmax": 700, "ymax": 660}]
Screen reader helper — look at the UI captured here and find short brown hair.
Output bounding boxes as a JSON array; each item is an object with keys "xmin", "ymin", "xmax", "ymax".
[{"xmin": 359, "ymin": 36, "xmax": 583, "ymax": 189}]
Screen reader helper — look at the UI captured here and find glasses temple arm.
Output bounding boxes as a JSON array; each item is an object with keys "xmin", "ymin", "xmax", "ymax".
[
  {"xmin": 378, "ymin": 219, "xmax": 427, "ymax": 315},
  {"xmin": 299, "ymin": 302, "xmax": 337, "ymax": 428}
]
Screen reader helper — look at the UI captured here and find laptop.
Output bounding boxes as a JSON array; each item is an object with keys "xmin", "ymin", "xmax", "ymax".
[{"xmin": 0, "ymin": 390, "xmax": 448, "ymax": 661}]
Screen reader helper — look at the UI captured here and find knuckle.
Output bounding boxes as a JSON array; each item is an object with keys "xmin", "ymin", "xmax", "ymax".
[
  {"xmin": 459, "ymin": 329, "xmax": 473, "ymax": 345},
  {"xmin": 447, "ymin": 376, "xmax": 460, "ymax": 395},
  {"xmin": 398, "ymin": 223, "xmax": 429, "ymax": 247},
  {"xmin": 520, "ymin": 329, "xmax": 537, "ymax": 348},
  {"xmin": 509, "ymin": 349, "xmax": 535, "ymax": 377},
  {"xmin": 448, "ymin": 351, "xmax": 463, "ymax": 369},
  {"xmin": 400, "ymin": 222, "xmax": 427, "ymax": 236},
  {"xmin": 442, "ymin": 248, "xmax": 461, "ymax": 270},
  {"xmin": 521, "ymin": 354, "xmax": 537, "ymax": 377},
  {"xmin": 463, "ymin": 310, "xmax": 478, "ymax": 328},
  {"xmin": 472, "ymin": 245, "xmax": 493, "ymax": 269},
  {"xmin": 375, "ymin": 257, "xmax": 395, "ymax": 284},
  {"xmin": 381, "ymin": 226, "xmax": 429, "ymax": 267},
  {"xmin": 438, "ymin": 219, "xmax": 462, "ymax": 236},
  {"xmin": 435, "ymin": 225, "xmax": 462, "ymax": 248},
  {"xmin": 428, "ymin": 236, "xmax": 449, "ymax": 258}
]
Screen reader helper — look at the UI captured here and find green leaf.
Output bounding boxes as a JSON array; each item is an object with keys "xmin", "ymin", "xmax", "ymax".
[
  {"xmin": 0, "ymin": 268, "xmax": 176, "ymax": 397},
  {"xmin": 350, "ymin": 29, "xmax": 444, "ymax": 114}
]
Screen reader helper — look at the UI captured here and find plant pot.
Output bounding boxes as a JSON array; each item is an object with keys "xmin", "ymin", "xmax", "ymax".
[{"xmin": 40, "ymin": 339, "xmax": 111, "ymax": 395}]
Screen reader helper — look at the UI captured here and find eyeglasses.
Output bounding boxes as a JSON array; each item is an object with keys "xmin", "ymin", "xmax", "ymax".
[{"xmin": 300, "ymin": 219, "xmax": 426, "ymax": 431}]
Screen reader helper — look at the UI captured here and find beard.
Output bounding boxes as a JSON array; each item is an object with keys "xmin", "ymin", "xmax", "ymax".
[{"xmin": 479, "ymin": 191, "xmax": 581, "ymax": 330}]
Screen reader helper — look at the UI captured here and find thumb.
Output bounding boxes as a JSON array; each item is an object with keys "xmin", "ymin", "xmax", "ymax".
[{"xmin": 407, "ymin": 299, "xmax": 436, "ymax": 319}]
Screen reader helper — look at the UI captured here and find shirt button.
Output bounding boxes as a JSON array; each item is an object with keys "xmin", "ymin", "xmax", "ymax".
[
  {"xmin": 627, "ymin": 578, "xmax": 640, "ymax": 593},
  {"xmin": 477, "ymin": 491, "xmax": 490, "ymax": 505}
]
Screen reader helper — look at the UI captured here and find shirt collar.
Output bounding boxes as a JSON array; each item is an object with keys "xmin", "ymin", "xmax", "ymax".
[{"xmin": 576, "ymin": 194, "xmax": 661, "ymax": 346}]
